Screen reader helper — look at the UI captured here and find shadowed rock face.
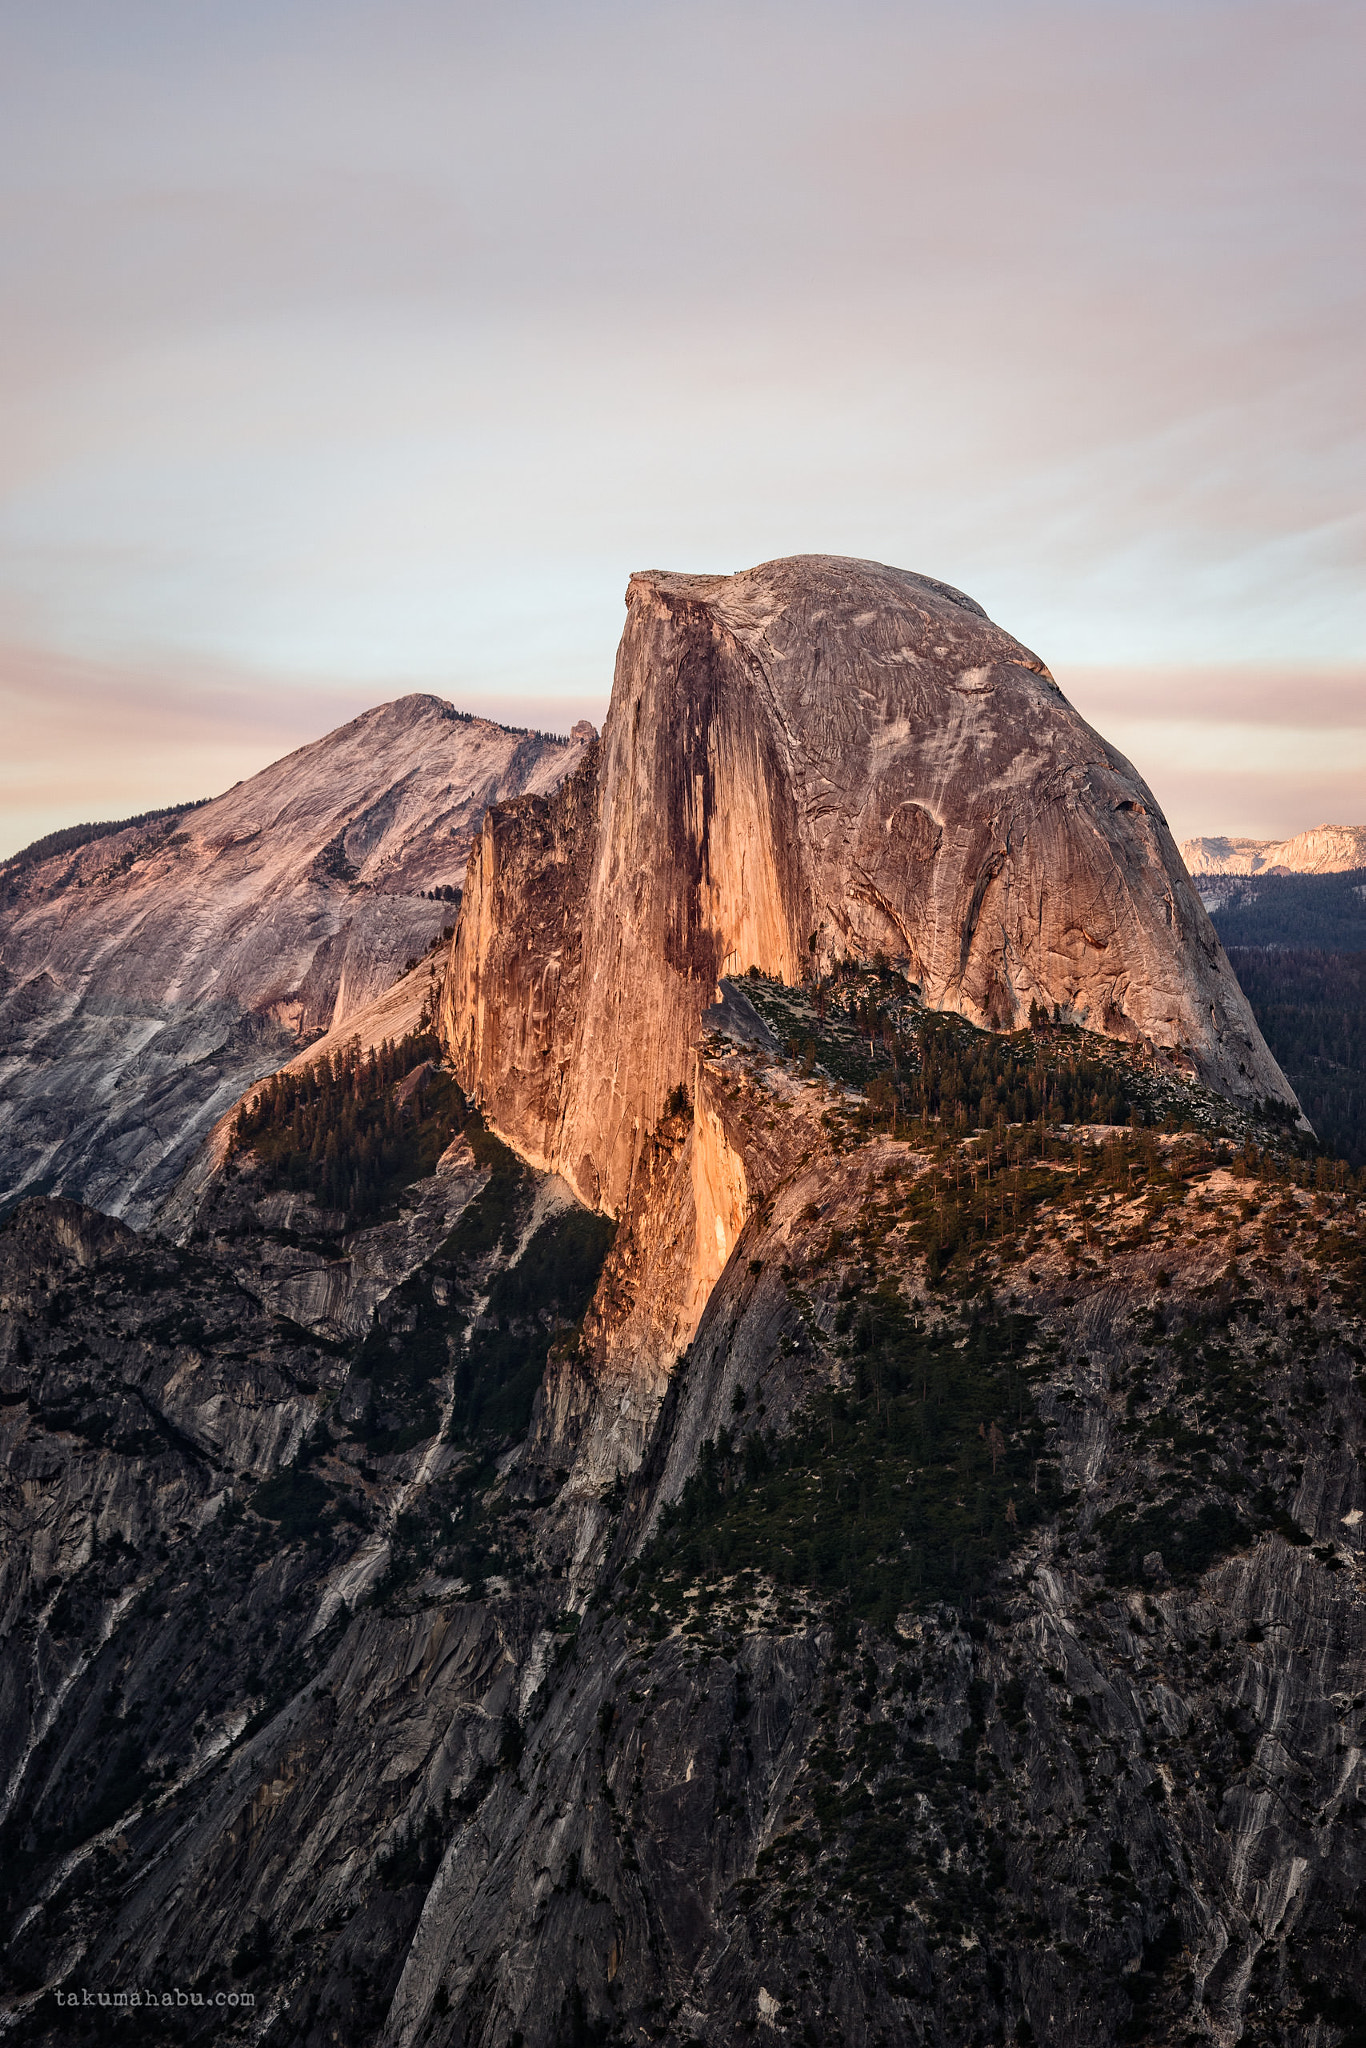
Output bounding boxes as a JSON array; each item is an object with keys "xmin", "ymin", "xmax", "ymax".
[
  {"xmin": 441, "ymin": 555, "xmax": 1298, "ymax": 1217},
  {"xmin": 5, "ymin": 1097, "xmax": 1364, "ymax": 2048}
]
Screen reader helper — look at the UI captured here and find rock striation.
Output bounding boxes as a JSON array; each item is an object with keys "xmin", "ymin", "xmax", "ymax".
[
  {"xmin": 442, "ymin": 557, "xmax": 1298, "ymax": 1224},
  {"xmin": 0, "ymin": 698, "xmax": 589, "ymax": 1225}
]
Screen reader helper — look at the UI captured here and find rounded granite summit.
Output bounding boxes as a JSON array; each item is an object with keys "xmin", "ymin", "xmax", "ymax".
[{"xmin": 445, "ymin": 553, "xmax": 1299, "ymax": 1217}]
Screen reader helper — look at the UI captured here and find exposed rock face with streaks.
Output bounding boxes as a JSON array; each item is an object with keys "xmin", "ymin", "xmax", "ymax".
[
  {"xmin": 3, "ymin": 1017, "xmax": 1364, "ymax": 2048},
  {"xmin": 0, "ymin": 698, "xmax": 589, "ymax": 1225},
  {"xmin": 443, "ymin": 557, "xmax": 1297, "ymax": 1229},
  {"xmin": 0, "ymin": 1197, "xmax": 347, "ymax": 1817},
  {"xmin": 0, "ymin": 1120, "xmax": 588, "ymax": 1973},
  {"xmin": 181, "ymin": 1135, "xmax": 492, "ymax": 1344}
]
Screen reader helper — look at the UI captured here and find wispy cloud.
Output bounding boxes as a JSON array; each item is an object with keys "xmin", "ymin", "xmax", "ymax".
[
  {"xmin": 1062, "ymin": 665, "xmax": 1366, "ymax": 840},
  {"xmin": 0, "ymin": 0, "xmax": 1360, "ymax": 849},
  {"xmin": 0, "ymin": 642, "xmax": 605, "ymax": 859}
]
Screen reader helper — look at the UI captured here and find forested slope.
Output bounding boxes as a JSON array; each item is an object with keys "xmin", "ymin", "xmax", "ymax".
[{"xmin": 1205, "ymin": 870, "xmax": 1366, "ymax": 1168}]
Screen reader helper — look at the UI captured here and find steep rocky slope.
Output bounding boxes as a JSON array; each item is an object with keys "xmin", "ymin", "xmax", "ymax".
[
  {"xmin": 0, "ymin": 699, "xmax": 592, "ymax": 1227},
  {"xmin": 443, "ymin": 557, "xmax": 1296, "ymax": 1226},
  {"xmin": 381, "ymin": 1064, "xmax": 1366, "ymax": 2048},
  {"xmin": 1, "ymin": 1003, "xmax": 1362, "ymax": 2048},
  {"xmin": 1182, "ymin": 825, "xmax": 1366, "ymax": 878}
]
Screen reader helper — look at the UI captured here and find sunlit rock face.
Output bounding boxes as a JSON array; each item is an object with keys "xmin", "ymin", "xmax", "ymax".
[
  {"xmin": 1180, "ymin": 823, "xmax": 1366, "ymax": 877},
  {"xmin": 0, "ymin": 697, "xmax": 589, "ymax": 1226},
  {"xmin": 442, "ymin": 555, "xmax": 1298, "ymax": 1218}
]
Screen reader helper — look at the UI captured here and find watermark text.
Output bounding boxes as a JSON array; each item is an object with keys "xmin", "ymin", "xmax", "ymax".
[{"xmin": 52, "ymin": 1987, "xmax": 255, "ymax": 2010}]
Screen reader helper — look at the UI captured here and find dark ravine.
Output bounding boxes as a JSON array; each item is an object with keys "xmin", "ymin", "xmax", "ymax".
[{"xmin": 0, "ymin": 559, "xmax": 1361, "ymax": 2048}]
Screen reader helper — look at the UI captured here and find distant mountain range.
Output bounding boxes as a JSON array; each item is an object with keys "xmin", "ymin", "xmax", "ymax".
[
  {"xmin": 1180, "ymin": 823, "xmax": 1366, "ymax": 876},
  {"xmin": 1174, "ymin": 815, "xmax": 1366, "ymax": 1170}
]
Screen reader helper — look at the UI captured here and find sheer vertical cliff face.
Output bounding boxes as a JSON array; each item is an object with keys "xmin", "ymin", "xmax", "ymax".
[
  {"xmin": 0, "ymin": 544, "xmax": 1356, "ymax": 2048},
  {"xmin": 441, "ymin": 556, "xmax": 1298, "ymax": 1220}
]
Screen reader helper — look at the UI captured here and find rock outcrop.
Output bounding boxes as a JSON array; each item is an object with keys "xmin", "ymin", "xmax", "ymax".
[
  {"xmin": 0, "ymin": 698, "xmax": 589, "ymax": 1225},
  {"xmin": 442, "ymin": 557, "xmax": 1298, "ymax": 1225},
  {"xmin": 1181, "ymin": 823, "xmax": 1366, "ymax": 877}
]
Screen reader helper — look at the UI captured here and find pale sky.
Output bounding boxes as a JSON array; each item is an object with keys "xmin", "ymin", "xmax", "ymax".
[{"xmin": 2, "ymin": 0, "xmax": 1362, "ymax": 856}]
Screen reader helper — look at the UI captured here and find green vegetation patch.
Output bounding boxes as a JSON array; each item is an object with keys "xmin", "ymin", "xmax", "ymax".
[
  {"xmin": 891, "ymin": 1123, "xmax": 1212, "ymax": 1288},
  {"xmin": 744, "ymin": 961, "xmax": 1321, "ymax": 1157},
  {"xmin": 1226, "ymin": 945, "xmax": 1366, "ymax": 1171},
  {"xmin": 232, "ymin": 1028, "xmax": 467, "ymax": 1225},
  {"xmin": 634, "ymin": 1299, "xmax": 1058, "ymax": 1626},
  {"xmin": 742, "ymin": 960, "xmax": 920, "ymax": 1092},
  {"xmin": 1209, "ymin": 868, "xmax": 1366, "ymax": 954},
  {"xmin": 744, "ymin": 962, "xmax": 1137, "ymax": 1127},
  {"xmin": 902, "ymin": 1011, "xmax": 1133, "ymax": 1132},
  {"xmin": 1097, "ymin": 1493, "xmax": 1251, "ymax": 1586}
]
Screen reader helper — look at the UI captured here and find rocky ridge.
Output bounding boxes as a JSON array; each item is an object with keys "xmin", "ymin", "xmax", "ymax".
[
  {"xmin": 1, "ymin": 996, "xmax": 1362, "ymax": 2048},
  {"xmin": 1180, "ymin": 824, "xmax": 1366, "ymax": 879},
  {"xmin": 0, "ymin": 698, "xmax": 592, "ymax": 1227}
]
